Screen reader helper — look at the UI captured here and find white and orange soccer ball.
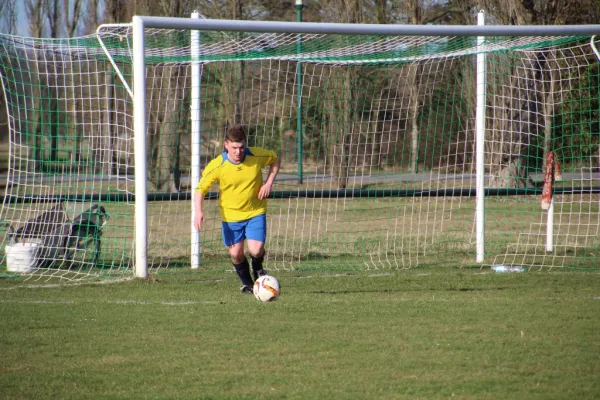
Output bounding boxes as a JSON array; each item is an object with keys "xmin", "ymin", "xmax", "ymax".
[{"xmin": 253, "ymin": 275, "xmax": 280, "ymax": 302}]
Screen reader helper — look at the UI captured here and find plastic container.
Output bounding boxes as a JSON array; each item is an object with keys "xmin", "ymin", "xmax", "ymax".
[
  {"xmin": 491, "ymin": 264, "xmax": 526, "ymax": 273},
  {"xmin": 5, "ymin": 241, "xmax": 40, "ymax": 273}
]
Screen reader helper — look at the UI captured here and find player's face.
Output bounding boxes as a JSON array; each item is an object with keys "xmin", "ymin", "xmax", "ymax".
[{"xmin": 224, "ymin": 140, "xmax": 246, "ymax": 164}]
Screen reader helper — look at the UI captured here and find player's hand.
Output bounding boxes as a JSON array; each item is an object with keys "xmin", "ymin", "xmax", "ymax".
[
  {"xmin": 194, "ymin": 211, "xmax": 205, "ymax": 231},
  {"xmin": 258, "ymin": 182, "xmax": 273, "ymax": 200}
]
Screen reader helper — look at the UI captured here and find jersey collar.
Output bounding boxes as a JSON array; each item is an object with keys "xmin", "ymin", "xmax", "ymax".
[{"xmin": 222, "ymin": 147, "xmax": 253, "ymax": 164}]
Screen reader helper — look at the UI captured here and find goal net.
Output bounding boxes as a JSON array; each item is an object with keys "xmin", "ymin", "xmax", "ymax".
[{"xmin": 0, "ymin": 19, "xmax": 598, "ymax": 280}]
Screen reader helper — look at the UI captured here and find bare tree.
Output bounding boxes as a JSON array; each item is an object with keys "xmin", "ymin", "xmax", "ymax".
[
  {"xmin": 135, "ymin": 0, "xmax": 195, "ymax": 16},
  {"xmin": 42, "ymin": 0, "xmax": 63, "ymax": 164},
  {"xmin": 46, "ymin": 0, "xmax": 61, "ymax": 37},
  {"xmin": 402, "ymin": 1, "xmax": 454, "ymax": 173},
  {"xmin": 0, "ymin": 0, "xmax": 19, "ymax": 145},
  {"xmin": 0, "ymin": 0, "xmax": 18, "ymax": 34},
  {"xmin": 219, "ymin": 0, "xmax": 246, "ymax": 128},
  {"xmin": 406, "ymin": 0, "xmax": 421, "ymax": 173},
  {"xmin": 141, "ymin": 0, "xmax": 199, "ymax": 191},
  {"xmin": 320, "ymin": 0, "xmax": 366, "ymax": 188},
  {"xmin": 475, "ymin": 0, "xmax": 599, "ymax": 186},
  {"xmin": 82, "ymin": 0, "xmax": 100, "ymax": 33},
  {"xmin": 103, "ymin": 0, "xmax": 134, "ymax": 23},
  {"xmin": 64, "ymin": 0, "xmax": 83, "ymax": 37},
  {"xmin": 26, "ymin": 0, "xmax": 45, "ymax": 37},
  {"xmin": 24, "ymin": 0, "xmax": 46, "ymax": 170}
]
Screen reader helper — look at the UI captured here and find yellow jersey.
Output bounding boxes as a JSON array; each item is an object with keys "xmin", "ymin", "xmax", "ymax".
[{"xmin": 195, "ymin": 147, "xmax": 278, "ymax": 222}]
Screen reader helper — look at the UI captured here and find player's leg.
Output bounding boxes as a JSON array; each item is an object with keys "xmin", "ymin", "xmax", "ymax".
[
  {"xmin": 228, "ymin": 241, "xmax": 254, "ymax": 293},
  {"xmin": 246, "ymin": 213, "xmax": 268, "ymax": 280},
  {"xmin": 222, "ymin": 220, "xmax": 253, "ymax": 293},
  {"xmin": 247, "ymin": 239, "xmax": 266, "ymax": 280}
]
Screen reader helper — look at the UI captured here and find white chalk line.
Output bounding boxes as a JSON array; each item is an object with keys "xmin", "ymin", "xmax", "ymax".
[
  {"xmin": 0, "ymin": 272, "xmax": 395, "ymax": 290},
  {"xmin": 0, "ymin": 299, "xmax": 224, "ymax": 306},
  {"xmin": 0, "ymin": 277, "xmax": 133, "ymax": 291},
  {"xmin": 1, "ymin": 296, "xmax": 599, "ymax": 307}
]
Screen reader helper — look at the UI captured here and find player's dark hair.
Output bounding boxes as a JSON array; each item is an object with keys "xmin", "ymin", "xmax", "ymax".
[{"xmin": 225, "ymin": 124, "xmax": 247, "ymax": 143}]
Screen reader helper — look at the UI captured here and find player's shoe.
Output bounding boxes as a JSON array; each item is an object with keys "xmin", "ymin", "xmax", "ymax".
[
  {"xmin": 240, "ymin": 285, "xmax": 253, "ymax": 295},
  {"xmin": 252, "ymin": 268, "xmax": 267, "ymax": 282}
]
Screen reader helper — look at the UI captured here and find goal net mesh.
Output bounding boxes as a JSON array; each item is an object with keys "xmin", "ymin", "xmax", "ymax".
[{"xmin": 0, "ymin": 25, "xmax": 598, "ymax": 280}]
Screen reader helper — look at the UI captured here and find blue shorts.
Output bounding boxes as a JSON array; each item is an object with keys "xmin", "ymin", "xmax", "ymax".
[{"xmin": 221, "ymin": 214, "xmax": 267, "ymax": 246}]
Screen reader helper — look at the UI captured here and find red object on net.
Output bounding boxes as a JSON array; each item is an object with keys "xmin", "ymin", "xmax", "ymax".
[{"xmin": 541, "ymin": 151, "xmax": 562, "ymax": 210}]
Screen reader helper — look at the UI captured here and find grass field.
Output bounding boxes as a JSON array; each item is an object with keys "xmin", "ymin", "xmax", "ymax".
[
  {"xmin": 0, "ymin": 139, "xmax": 598, "ymax": 397},
  {"xmin": 1, "ymin": 268, "xmax": 599, "ymax": 399}
]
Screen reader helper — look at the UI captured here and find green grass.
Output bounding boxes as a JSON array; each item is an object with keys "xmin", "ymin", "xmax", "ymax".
[{"xmin": 1, "ymin": 268, "xmax": 599, "ymax": 399}]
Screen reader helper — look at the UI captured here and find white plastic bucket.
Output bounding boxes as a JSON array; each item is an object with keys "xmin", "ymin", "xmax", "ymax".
[{"xmin": 5, "ymin": 241, "xmax": 40, "ymax": 273}]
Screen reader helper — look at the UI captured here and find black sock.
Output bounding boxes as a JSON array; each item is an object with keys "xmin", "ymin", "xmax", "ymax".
[
  {"xmin": 251, "ymin": 253, "xmax": 264, "ymax": 273},
  {"xmin": 233, "ymin": 258, "xmax": 253, "ymax": 287}
]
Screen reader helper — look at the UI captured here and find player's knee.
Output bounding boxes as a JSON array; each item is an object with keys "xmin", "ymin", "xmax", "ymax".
[
  {"xmin": 247, "ymin": 243, "xmax": 264, "ymax": 258},
  {"xmin": 228, "ymin": 246, "xmax": 245, "ymax": 263},
  {"xmin": 230, "ymin": 253, "xmax": 245, "ymax": 264}
]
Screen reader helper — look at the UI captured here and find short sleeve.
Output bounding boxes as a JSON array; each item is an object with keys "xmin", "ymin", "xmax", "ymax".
[
  {"xmin": 195, "ymin": 156, "xmax": 222, "ymax": 194},
  {"xmin": 249, "ymin": 147, "xmax": 278, "ymax": 168}
]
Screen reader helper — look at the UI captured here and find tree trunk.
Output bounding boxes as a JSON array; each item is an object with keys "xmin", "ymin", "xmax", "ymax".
[
  {"xmin": 148, "ymin": 65, "xmax": 187, "ymax": 192},
  {"xmin": 408, "ymin": 62, "xmax": 421, "ymax": 173},
  {"xmin": 69, "ymin": 60, "xmax": 81, "ymax": 168},
  {"xmin": 487, "ymin": 51, "xmax": 543, "ymax": 188},
  {"xmin": 102, "ymin": 65, "xmax": 115, "ymax": 175},
  {"xmin": 407, "ymin": 0, "xmax": 422, "ymax": 173},
  {"xmin": 328, "ymin": 68, "xmax": 354, "ymax": 189},
  {"xmin": 543, "ymin": 50, "xmax": 556, "ymax": 153},
  {"xmin": 26, "ymin": 0, "xmax": 44, "ymax": 172}
]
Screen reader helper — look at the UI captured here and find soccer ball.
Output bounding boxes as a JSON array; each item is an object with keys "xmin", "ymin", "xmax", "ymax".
[{"xmin": 253, "ymin": 275, "xmax": 280, "ymax": 302}]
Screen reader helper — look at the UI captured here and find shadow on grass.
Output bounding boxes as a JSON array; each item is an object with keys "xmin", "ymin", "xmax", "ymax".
[{"xmin": 311, "ymin": 286, "xmax": 512, "ymax": 295}]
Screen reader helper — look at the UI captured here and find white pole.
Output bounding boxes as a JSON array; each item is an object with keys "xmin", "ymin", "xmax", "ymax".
[
  {"xmin": 139, "ymin": 17, "xmax": 600, "ymax": 37},
  {"xmin": 546, "ymin": 199, "xmax": 554, "ymax": 252},
  {"xmin": 133, "ymin": 16, "xmax": 148, "ymax": 278},
  {"xmin": 191, "ymin": 11, "xmax": 202, "ymax": 269},
  {"xmin": 475, "ymin": 10, "xmax": 486, "ymax": 263}
]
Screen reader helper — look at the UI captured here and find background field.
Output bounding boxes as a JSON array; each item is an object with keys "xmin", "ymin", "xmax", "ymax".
[{"xmin": 1, "ymin": 268, "xmax": 599, "ymax": 399}]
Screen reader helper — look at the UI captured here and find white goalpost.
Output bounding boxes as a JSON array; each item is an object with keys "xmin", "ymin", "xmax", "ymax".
[
  {"xmin": 0, "ymin": 14, "xmax": 599, "ymax": 281},
  {"xmin": 190, "ymin": 12, "xmax": 203, "ymax": 270},
  {"xmin": 475, "ymin": 10, "xmax": 487, "ymax": 263},
  {"xmin": 127, "ymin": 15, "xmax": 600, "ymax": 277}
]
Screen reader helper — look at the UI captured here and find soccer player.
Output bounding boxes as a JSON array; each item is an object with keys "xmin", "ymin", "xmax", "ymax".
[{"xmin": 193, "ymin": 124, "xmax": 280, "ymax": 294}]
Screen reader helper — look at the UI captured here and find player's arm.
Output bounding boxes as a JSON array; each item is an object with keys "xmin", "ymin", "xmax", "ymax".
[
  {"xmin": 193, "ymin": 193, "xmax": 205, "ymax": 231},
  {"xmin": 258, "ymin": 157, "xmax": 280, "ymax": 200},
  {"xmin": 194, "ymin": 158, "xmax": 220, "ymax": 230}
]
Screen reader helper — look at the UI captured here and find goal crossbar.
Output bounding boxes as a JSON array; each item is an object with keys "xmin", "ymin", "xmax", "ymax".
[{"xmin": 137, "ymin": 17, "xmax": 600, "ymax": 37}]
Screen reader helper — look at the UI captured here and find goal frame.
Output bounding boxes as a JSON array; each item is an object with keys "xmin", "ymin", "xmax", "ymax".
[{"xmin": 129, "ymin": 15, "xmax": 600, "ymax": 278}]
